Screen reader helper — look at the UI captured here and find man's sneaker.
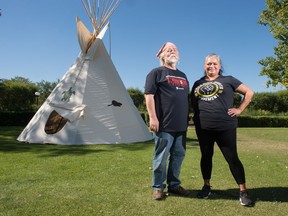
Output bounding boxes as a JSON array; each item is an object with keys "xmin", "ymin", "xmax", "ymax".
[
  {"xmin": 239, "ymin": 190, "xmax": 253, "ymax": 206},
  {"xmin": 197, "ymin": 185, "xmax": 211, "ymax": 198},
  {"xmin": 152, "ymin": 189, "xmax": 164, "ymax": 200},
  {"xmin": 168, "ymin": 186, "xmax": 190, "ymax": 197}
]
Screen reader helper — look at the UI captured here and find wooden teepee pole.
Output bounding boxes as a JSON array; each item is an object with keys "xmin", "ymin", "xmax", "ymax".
[{"xmin": 81, "ymin": 0, "xmax": 122, "ymax": 37}]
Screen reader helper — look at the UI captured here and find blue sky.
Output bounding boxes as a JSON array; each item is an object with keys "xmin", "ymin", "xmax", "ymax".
[{"xmin": 0, "ymin": 0, "xmax": 283, "ymax": 93}]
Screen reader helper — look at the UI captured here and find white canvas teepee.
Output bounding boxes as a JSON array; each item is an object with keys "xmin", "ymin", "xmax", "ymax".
[{"xmin": 17, "ymin": 0, "xmax": 152, "ymax": 145}]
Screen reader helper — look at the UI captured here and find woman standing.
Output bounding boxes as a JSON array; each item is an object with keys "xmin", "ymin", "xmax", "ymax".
[{"xmin": 191, "ymin": 53, "xmax": 254, "ymax": 206}]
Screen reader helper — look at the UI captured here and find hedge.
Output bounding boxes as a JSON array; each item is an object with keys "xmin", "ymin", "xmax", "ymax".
[
  {"xmin": 0, "ymin": 112, "xmax": 35, "ymax": 126},
  {"xmin": 1, "ymin": 112, "xmax": 287, "ymax": 128},
  {"xmin": 237, "ymin": 116, "xmax": 288, "ymax": 127}
]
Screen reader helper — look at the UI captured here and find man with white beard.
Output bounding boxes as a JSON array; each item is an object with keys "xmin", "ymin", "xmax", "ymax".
[{"xmin": 144, "ymin": 42, "xmax": 190, "ymax": 200}]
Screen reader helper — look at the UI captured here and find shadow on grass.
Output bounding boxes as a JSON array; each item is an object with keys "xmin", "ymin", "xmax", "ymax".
[
  {"xmin": 0, "ymin": 127, "xmax": 154, "ymax": 156},
  {"xmin": 186, "ymin": 187, "xmax": 288, "ymax": 203},
  {"xmin": 0, "ymin": 127, "xmax": 199, "ymax": 157},
  {"xmin": 0, "ymin": 140, "xmax": 108, "ymax": 155},
  {"xmin": 0, "ymin": 139, "xmax": 156, "ymax": 155},
  {"xmin": 0, "ymin": 138, "xmax": 199, "ymax": 156},
  {"xmin": 187, "ymin": 137, "xmax": 199, "ymax": 147}
]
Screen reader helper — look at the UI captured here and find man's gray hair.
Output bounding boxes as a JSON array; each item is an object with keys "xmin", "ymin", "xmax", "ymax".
[{"xmin": 158, "ymin": 52, "xmax": 166, "ymax": 66}]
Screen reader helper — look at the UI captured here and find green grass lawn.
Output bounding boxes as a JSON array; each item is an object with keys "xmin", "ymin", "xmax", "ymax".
[{"xmin": 0, "ymin": 127, "xmax": 287, "ymax": 216}]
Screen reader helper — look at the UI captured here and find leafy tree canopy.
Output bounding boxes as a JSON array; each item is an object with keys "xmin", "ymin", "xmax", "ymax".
[
  {"xmin": 258, "ymin": 0, "xmax": 288, "ymax": 88},
  {"xmin": 0, "ymin": 77, "xmax": 38, "ymax": 111},
  {"xmin": 36, "ymin": 80, "xmax": 58, "ymax": 102},
  {"xmin": 127, "ymin": 88, "xmax": 145, "ymax": 111}
]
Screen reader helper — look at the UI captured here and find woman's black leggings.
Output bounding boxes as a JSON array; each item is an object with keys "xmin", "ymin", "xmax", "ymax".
[{"xmin": 195, "ymin": 127, "xmax": 246, "ymax": 184}]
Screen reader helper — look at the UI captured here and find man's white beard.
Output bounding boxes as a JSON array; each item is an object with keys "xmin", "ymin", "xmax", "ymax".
[{"xmin": 166, "ymin": 56, "xmax": 178, "ymax": 65}]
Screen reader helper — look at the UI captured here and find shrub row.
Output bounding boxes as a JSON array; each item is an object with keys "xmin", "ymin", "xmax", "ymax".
[
  {"xmin": 142, "ymin": 112, "xmax": 288, "ymax": 128},
  {"xmin": 237, "ymin": 116, "xmax": 288, "ymax": 127},
  {"xmin": 0, "ymin": 112, "xmax": 35, "ymax": 126},
  {"xmin": 1, "ymin": 112, "xmax": 288, "ymax": 128},
  {"xmin": 250, "ymin": 90, "xmax": 288, "ymax": 113}
]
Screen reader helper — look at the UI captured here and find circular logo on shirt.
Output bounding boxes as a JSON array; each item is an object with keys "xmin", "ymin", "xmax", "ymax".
[{"xmin": 195, "ymin": 81, "xmax": 223, "ymax": 101}]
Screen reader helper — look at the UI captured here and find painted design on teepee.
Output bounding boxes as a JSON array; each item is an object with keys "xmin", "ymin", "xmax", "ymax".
[
  {"xmin": 61, "ymin": 87, "xmax": 76, "ymax": 102},
  {"xmin": 108, "ymin": 100, "xmax": 122, "ymax": 107}
]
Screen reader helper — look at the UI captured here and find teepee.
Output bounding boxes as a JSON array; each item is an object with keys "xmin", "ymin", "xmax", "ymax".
[{"xmin": 17, "ymin": 0, "xmax": 152, "ymax": 145}]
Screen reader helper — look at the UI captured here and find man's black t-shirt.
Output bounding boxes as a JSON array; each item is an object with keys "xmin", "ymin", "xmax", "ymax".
[
  {"xmin": 191, "ymin": 75, "xmax": 242, "ymax": 130},
  {"xmin": 145, "ymin": 66, "xmax": 189, "ymax": 132}
]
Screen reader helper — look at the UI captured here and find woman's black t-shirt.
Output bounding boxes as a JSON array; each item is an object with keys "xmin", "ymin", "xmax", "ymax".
[
  {"xmin": 191, "ymin": 75, "xmax": 242, "ymax": 131},
  {"xmin": 145, "ymin": 66, "xmax": 189, "ymax": 132}
]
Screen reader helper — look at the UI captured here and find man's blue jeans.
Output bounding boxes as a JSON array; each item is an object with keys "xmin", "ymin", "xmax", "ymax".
[{"xmin": 152, "ymin": 131, "xmax": 186, "ymax": 190}]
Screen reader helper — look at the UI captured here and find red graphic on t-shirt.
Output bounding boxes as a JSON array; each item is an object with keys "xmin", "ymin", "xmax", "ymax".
[{"xmin": 167, "ymin": 76, "xmax": 188, "ymax": 88}]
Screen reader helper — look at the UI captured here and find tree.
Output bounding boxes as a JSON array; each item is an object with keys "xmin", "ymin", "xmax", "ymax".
[
  {"xmin": 0, "ymin": 77, "xmax": 38, "ymax": 111},
  {"xmin": 11, "ymin": 76, "xmax": 33, "ymax": 84},
  {"xmin": 258, "ymin": 0, "xmax": 288, "ymax": 88},
  {"xmin": 127, "ymin": 88, "xmax": 145, "ymax": 111},
  {"xmin": 36, "ymin": 80, "xmax": 58, "ymax": 105}
]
